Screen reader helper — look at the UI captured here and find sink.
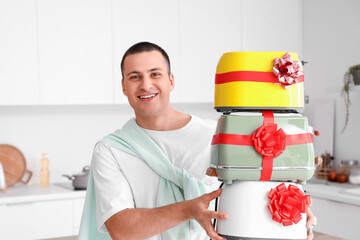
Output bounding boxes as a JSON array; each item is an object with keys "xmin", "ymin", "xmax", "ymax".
[{"xmin": 341, "ymin": 187, "xmax": 360, "ymax": 196}]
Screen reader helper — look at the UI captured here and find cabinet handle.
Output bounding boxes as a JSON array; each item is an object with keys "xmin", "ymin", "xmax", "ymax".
[{"xmin": 6, "ymin": 201, "xmax": 35, "ymax": 207}]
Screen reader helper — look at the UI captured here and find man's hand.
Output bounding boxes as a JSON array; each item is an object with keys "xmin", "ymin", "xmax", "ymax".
[
  {"xmin": 185, "ymin": 188, "xmax": 228, "ymax": 240},
  {"xmin": 306, "ymin": 207, "xmax": 316, "ymax": 240}
]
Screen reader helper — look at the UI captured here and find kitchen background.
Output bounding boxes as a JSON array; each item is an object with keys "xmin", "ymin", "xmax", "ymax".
[{"xmin": 0, "ymin": 0, "xmax": 359, "ymax": 239}]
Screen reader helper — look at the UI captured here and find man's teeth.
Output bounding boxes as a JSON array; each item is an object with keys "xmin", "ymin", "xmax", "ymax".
[{"xmin": 139, "ymin": 94, "xmax": 156, "ymax": 99}]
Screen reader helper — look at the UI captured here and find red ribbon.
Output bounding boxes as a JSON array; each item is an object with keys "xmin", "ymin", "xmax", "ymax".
[
  {"xmin": 258, "ymin": 111, "xmax": 280, "ymax": 181},
  {"xmin": 211, "ymin": 111, "xmax": 313, "ymax": 181},
  {"xmin": 268, "ymin": 183, "xmax": 311, "ymax": 226},
  {"xmin": 215, "ymin": 70, "xmax": 304, "ymax": 85},
  {"xmin": 273, "ymin": 52, "xmax": 304, "ymax": 89},
  {"xmin": 211, "ymin": 133, "xmax": 312, "ymax": 146}
]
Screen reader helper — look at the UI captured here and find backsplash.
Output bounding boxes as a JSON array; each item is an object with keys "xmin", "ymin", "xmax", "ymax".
[{"xmin": 0, "ymin": 103, "xmax": 219, "ymax": 185}]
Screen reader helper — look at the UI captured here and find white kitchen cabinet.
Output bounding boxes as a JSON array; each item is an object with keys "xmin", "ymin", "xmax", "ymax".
[
  {"xmin": 311, "ymin": 196, "xmax": 360, "ymax": 240},
  {"xmin": 178, "ymin": 0, "xmax": 242, "ymax": 103},
  {"xmin": 0, "ymin": 184, "xmax": 86, "ymax": 239},
  {"xmin": 242, "ymin": 0, "xmax": 302, "ymax": 54},
  {"xmin": 0, "ymin": 0, "xmax": 39, "ymax": 105},
  {"xmin": 37, "ymin": 0, "xmax": 114, "ymax": 104},
  {"xmin": 73, "ymin": 197, "xmax": 85, "ymax": 235},
  {"xmin": 0, "ymin": 0, "xmax": 303, "ymax": 105},
  {"xmin": 111, "ymin": 0, "xmax": 181, "ymax": 104},
  {"xmin": 0, "ymin": 199, "xmax": 73, "ymax": 240}
]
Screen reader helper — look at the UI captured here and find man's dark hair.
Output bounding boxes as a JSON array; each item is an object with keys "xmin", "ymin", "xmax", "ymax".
[{"xmin": 120, "ymin": 41, "xmax": 171, "ymax": 79}]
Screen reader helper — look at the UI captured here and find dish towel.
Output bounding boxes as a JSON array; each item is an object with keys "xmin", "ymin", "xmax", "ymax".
[{"xmin": 78, "ymin": 118, "xmax": 207, "ymax": 240}]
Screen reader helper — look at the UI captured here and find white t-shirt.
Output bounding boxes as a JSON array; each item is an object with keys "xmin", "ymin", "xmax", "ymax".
[{"xmin": 91, "ymin": 115, "xmax": 220, "ymax": 239}]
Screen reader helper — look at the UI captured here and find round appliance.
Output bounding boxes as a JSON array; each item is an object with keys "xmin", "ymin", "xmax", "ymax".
[{"xmin": 216, "ymin": 181, "xmax": 307, "ymax": 240}]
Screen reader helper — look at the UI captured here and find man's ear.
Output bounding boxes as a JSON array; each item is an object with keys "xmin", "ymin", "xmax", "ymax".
[
  {"xmin": 121, "ymin": 79, "xmax": 127, "ymax": 96},
  {"xmin": 169, "ymin": 73, "xmax": 175, "ymax": 92}
]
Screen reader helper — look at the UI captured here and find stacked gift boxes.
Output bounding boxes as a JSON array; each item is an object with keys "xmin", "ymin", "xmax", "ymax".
[{"xmin": 209, "ymin": 52, "xmax": 317, "ymax": 240}]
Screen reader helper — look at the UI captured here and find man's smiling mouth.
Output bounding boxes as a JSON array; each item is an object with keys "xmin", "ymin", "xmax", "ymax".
[{"xmin": 138, "ymin": 93, "xmax": 158, "ymax": 99}]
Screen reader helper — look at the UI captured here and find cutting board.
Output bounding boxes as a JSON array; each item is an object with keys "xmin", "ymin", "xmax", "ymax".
[{"xmin": 0, "ymin": 144, "xmax": 32, "ymax": 187}]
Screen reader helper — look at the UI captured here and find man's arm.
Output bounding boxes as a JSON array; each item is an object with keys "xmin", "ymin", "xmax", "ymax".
[{"xmin": 105, "ymin": 188, "xmax": 228, "ymax": 240}]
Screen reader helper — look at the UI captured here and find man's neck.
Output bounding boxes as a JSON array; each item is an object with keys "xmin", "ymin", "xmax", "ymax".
[{"xmin": 135, "ymin": 110, "xmax": 191, "ymax": 131}]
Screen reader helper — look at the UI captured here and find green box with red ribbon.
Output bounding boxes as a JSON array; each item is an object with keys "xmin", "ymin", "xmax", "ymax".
[{"xmin": 210, "ymin": 111, "xmax": 315, "ymax": 184}]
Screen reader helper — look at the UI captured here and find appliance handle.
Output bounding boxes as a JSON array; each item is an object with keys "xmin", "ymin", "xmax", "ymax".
[
  {"xmin": 20, "ymin": 169, "xmax": 32, "ymax": 184},
  {"xmin": 212, "ymin": 181, "xmax": 225, "ymax": 234}
]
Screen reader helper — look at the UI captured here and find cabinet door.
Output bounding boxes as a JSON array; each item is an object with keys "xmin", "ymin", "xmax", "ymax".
[
  {"xmin": 73, "ymin": 197, "xmax": 85, "ymax": 235},
  {"xmin": 0, "ymin": 200, "xmax": 73, "ymax": 239},
  {"xmin": 112, "ymin": 0, "xmax": 181, "ymax": 104},
  {"xmin": 311, "ymin": 197, "xmax": 360, "ymax": 240},
  {"xmin": 179, "ymin": 0, "xmax": 242, "ymax": 103},
  {"xmin": 242, "ymin": 0, "xmax": 302, "ymax": 54},
  {"xmin": 37, "ymin": 0, "xmax": 113, "ymax": 104},
  {"xmin": 0, "ymin": 0, "xmax": 39, "ymax": 105}
]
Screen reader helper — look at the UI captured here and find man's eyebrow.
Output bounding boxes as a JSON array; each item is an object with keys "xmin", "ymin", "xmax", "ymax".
[
  {"xmin": 126, "ymin": 71, "xmax": 140, "ymax": 77},
  {"xmin": 126, "ymin": 68, "xmax": 163, "ymax": 77},
  {"xmin": 148, "ymin": 68, "xmax": 162, "ymax": 72}
]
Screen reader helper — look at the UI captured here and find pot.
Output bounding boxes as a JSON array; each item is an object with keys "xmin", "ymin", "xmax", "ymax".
[{"xmin": 62, "ymin": 166, "xmax": 90, "ymax": 190}]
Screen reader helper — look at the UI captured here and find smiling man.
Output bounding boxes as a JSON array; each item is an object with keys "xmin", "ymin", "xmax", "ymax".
[{"xmin": 89, "ymin": 42, "xmax": 228, "ymax": 240}]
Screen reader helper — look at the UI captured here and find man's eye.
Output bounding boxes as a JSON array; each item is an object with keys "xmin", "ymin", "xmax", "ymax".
[
  {"xmin": 129, "ymin": 75, "xmax": 139, "ymax": 80},
  {"xmin": 152, "ymin": 72, "xmax": 161, "ymax": 77}
]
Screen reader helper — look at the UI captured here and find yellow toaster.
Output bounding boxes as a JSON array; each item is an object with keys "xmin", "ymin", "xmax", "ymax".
[{"xmin": 214, "ymin": 52, "xmax": 304, "ymax": 113}]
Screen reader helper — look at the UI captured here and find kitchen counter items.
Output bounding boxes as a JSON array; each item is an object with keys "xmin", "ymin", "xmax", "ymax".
[{"xmin": 0, "ymin": 144, "xmax": 32, "ymax": 187}]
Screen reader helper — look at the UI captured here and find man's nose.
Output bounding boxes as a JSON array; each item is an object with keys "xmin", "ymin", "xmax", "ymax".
[{"xmin": 140, "ymin": 76, "xmax": 153, "ymax": 91}]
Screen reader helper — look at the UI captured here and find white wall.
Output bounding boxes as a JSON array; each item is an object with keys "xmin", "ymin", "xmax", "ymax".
[
  {"xmin": 302, "ymin": 0, "xmax": 360, "ymax": 167},
  {"xmin": 0, "ymin": 104, "xmax": 219, "ymax": 185},
  {"xmin": 2, "ymin": 0, "xmax": 360, "ymax": 186}
]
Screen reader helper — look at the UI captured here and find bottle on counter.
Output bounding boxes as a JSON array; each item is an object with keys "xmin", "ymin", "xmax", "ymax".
[{"xmin": 40, "ymin": 153, "xmax": 49, "ymax": 187}]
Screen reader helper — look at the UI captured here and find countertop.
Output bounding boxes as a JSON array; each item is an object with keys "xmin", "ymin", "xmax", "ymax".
[
  {"xmin": 304, "ymin": 179, "xmax": 360, "ymax": 206},
  {"xmin": 0, "ymin": 182, "xmax": 86, "ymax": 205}
]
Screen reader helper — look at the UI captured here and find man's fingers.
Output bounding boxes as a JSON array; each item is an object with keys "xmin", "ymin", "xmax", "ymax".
[
  {"xmin": 205, "ymin": 222, "xmax": 226, "ymax": 240},
  {"xmin": 205, "ymin": 188, "xmax": 222, "ymax": 201},
  {"xmin": 209, "ymin": 210, "xmax": 228, "ymax": 220},
  {"xmin": 307, "ymin": 229, "xmax": 314, "ymax": 240},
  {"xmin": 306, "ymin": 208, "xmax": 315, "ymax": 228}
]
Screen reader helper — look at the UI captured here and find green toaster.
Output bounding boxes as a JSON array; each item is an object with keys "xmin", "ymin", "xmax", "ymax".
[{"xmin": 210, "ymin": 112, "xmax": 315, "ymax": 184}]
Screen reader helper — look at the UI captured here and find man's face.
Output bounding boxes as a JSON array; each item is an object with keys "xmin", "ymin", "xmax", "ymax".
[{"xmin": 121, "ymin": 51, "xmax": 175, "ymax": 119}]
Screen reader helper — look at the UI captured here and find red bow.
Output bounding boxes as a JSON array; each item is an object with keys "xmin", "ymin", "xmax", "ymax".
[
  {"xmin": 268, "ymin": 183, "xmax": 311, "ymax": 226},
  {"xmin": 273, "ymin": 52, "xmax": 303, "ymax": 89},
  {"xmin": 252, "ymin": 123, "xmax": 286, "ymax": 158}
]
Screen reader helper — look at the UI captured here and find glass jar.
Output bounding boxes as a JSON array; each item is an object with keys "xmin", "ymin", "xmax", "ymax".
[
  {"xmin": 339, "ymin": 160, "xmax": 358, "ymax": 175},
  {"xmin": 349, "ymin": 166, "xmax": 360, "ymax": 184}
]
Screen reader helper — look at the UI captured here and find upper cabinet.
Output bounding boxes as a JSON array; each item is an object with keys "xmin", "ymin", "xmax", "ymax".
[
  {"xmin": 242, "ymin": 0, "xmax": 302, "ymax": 54},
  {"xmin": 0, "ymin": 0, "xmax": 302, "ymax": 105},
  {"xmin": 0, "ymin": 0, "xmax": 39, "ymax": 105},
  {"xmin": 179, "ymin": 0, "xmax": 242, "ymax": 103},
  {"xmin": 37, "ymin": 0, "xmax": 113, "ymax": 104},
  {"xmin": 111, "ymin": 0, "xmax": 181, "ymax": 104}
]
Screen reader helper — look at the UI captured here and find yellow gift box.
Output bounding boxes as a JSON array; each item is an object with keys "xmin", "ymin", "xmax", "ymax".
[{"xmin": 214, "ymin": 52, "xmax": 304, "ymax": 112}]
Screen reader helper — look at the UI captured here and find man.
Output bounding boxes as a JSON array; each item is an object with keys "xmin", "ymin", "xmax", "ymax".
[
  {"xmin": 85, "ymin": 42, "xmax": 315, "ymax": 240},
  {"xmin": 90, "ymin": 42, "xmax": 227, "ymax": 240}
]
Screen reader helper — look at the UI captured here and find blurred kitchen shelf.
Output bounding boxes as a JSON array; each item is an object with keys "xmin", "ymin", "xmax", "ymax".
[
  {"xmin": 305, "ymin": 180, "xmax": 360, "ymax": 206},
  {"xmin": 0, "ymin": 182, "xmax": 85, "ymax": 205}
]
